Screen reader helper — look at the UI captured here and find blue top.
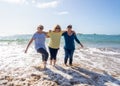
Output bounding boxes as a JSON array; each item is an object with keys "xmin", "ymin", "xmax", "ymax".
[
  {"xmin": 62, "ymin": 32, "xmax": 80, "ymax": 50},
  {"xmin": 32, "ymin": 32, "xmax": 46, "ymax": 50}
]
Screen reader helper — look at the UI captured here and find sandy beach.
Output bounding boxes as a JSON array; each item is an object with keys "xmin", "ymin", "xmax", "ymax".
[{"xmin": 0, "ymin": 44, "xmax": 120, "ymax": 86}]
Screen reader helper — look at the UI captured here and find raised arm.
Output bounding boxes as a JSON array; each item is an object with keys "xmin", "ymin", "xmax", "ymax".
[
  {"xmin": 42, "ymin": 31, "xmax": 48, "ymax": 34},
  {"xmin": 25, "ymin": 38, "xmax": 34, "ymax": 53},
  {"xmin": 42, "ymin": 30, "xmax": 51, "ymax": 38}
]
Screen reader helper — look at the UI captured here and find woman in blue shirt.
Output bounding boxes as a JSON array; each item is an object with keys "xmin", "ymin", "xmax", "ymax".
[
  {"xmin": 25, "ymin": 25, "xmax": 49, "ymax": 69},
  {"xmin": 62, "ymin": 25, "xmax": 83, "ymax": 66}
]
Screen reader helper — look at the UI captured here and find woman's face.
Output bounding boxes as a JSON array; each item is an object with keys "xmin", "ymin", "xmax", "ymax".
[
  {"xmin": 67, "ymin": 28, "xmax": 72, "ymax": 31},
  {"xmin": 55, "ymin": 26, "xmax": 60, "ymax": 32},
  {"xmin": 37, "ymin": 27, "xmax": 43, "ymax": 32}
]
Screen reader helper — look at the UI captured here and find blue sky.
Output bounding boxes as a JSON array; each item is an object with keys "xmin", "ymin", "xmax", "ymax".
[{"xmin": 0, "ymin": 0, "xmax": 120, "ymax": 36}]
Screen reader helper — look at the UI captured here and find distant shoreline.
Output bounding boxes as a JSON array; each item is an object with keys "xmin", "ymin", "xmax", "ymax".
[{"xmin": 0, "ymin": 33, "xmax": 120, "ymax": 37}]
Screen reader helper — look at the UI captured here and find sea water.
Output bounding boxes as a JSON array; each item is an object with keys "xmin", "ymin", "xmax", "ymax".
[
  {"xmin": 0, "ymin": 34, "xmax": 120, "ymax": 70},
  {"xmin": 78, "ymin": 34, "xmax": 120, "ymax": 48},
  {"xmin": 0, "ymin": 34, "xmax": 120, "ymax": 49}
]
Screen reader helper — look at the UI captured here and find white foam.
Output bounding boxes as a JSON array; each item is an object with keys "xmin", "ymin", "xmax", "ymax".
[{"xmin": 0, "ymin": 43, "xmax": 120, "ymax": 86}]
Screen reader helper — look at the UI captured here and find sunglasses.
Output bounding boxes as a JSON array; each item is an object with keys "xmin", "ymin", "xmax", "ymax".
[
  {"xmin": 38, "ymin": 27, "xmax": 43, "ymax": 30},
  {"xmin": 56, "ymin": 27, "xmax": 60, "ymax": 29},
  {"xmin": 68, "ymin": 26, "xmax": 72, "ymax": 28}
]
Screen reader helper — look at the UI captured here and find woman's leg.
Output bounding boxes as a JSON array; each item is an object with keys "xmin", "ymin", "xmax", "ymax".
[
  {"xmin": 48, "ymin": 47, "xmax": 54, "ymax": 65},
  {"xmin": 64, "ymin": 49, "xmax": 69, "ymax": 65},
  {"xmin": 53, "ymin": 49, "xmax": 59, "ymax": 66},
  {"xmin": 49, "ymin": 47, "xmax": 59, "ymax": 66},
  {"xmin": 37, "ymin": 48, "xmax": 49, "ymax": 69},
  {"xmin": 69, "ymin": 50, "xmax": 74, "ymax": 66}
]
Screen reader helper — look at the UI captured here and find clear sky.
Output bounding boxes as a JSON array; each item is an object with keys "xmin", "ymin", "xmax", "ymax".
[{"xmin": 0, "ymin": 0, "xmax": 120, "ymax": 36}]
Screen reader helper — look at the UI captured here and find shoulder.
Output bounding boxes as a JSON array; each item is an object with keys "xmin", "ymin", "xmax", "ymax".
[
  {"xmin": 73, "ymin": 32, "xmax": 76, "ymax": 35},
  {"xmin": 48, "ymin": 31, "xmax": 54, "ymax": 34},
  {"xmin": 32, "ymin": 32, "xmax": 38, "ymax": 38},
  {"xmin": 73, "ymin": 33, "xmax": 77, "ymax": 37},
  {"xmin": 42, "ymin": 31, "xmax": 47, "ymax": 35},
  {"xmin": 39, "ymin": 33, "xmax": 46, "ymax": 37},
  {"xmin": 48, "ymin": 31, "xmax": 54, "ymax": 35},
  {"xmin": 59, "ymin": 31, "xmax": 64, "ymax": 35},
  {"xmin": 71, "ymin": 30, "xmax": 76, "ymax": 34},
  {"xmin": 62, "ymin": 31, "xmax": 67, "ymax": 35},
  {"xmin": 33, "ymin": 32, "xmax": 38, "ymax": 36}
]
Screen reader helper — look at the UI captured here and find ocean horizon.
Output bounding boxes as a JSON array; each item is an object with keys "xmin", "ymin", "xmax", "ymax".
[{"xmin": 0, "ymin": 33, "xmax": 120, "ymax": 49}]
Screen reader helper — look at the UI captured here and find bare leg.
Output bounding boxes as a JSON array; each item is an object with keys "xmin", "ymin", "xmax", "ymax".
[
  {"xmin": 53, "ymin": 60, "xmax": 56, "ymax": 66},
  {"xmin": 43, "ymin": 61, "xmax": 47, "ymax": 69},
  {"xmin": 50, "ymin": 60, "xmax": 52, "ymax": 65}
]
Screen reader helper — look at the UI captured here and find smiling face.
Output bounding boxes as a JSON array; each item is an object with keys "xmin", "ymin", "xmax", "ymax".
[
  {"xmin": 37, "ymin": 25, "xmax": 44, "ymax": 33},
  {"xmin": 55, "ymin": 26, "xmax": 60, "ymax": 32},
  {"xmin": 67, "ymin": 28, "xmax": 72, "ymax": 32},
  {"xmin": 53, "ymin": 25, "xmax": 61, "ymax": 32}
]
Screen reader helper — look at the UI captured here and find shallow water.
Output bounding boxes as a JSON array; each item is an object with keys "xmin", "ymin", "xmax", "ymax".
[{"xmin": 0, "ymin": 34, "xmax": 120, "ymax": 86}]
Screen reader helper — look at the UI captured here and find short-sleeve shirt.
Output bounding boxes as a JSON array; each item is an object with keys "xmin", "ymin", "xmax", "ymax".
[
  {"xmin": 47, "ymin": 31, "xmax": 63, "ymax": 49},
  {"xmin": 32, "ymin": 32, "xmax": 46, "ymax": 50}
]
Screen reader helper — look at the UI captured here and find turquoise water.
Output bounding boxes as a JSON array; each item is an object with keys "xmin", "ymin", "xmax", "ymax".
[
  {"xmin": 77, "ymin": 34, "xmax": 120, "ymax": 48},
  {"xmin": 0, "ymin": 34, "xmax": 120, "ymax": 48}
]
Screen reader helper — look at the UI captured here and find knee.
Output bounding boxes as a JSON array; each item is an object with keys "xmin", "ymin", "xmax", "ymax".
[
  {"xmin": 46, "ymin": 52, "xmax": 49, "ymax": 58},
  {"xmin": 54, "ymin": 57, "xmax": 56, "ymax": 60},
  {"xmin": 65, "ymin": 54, "xmax": 68, "ymax": 57},
  {"xmin": 69, "ymin": 56, "xmax": 73, "ymax": 59}
]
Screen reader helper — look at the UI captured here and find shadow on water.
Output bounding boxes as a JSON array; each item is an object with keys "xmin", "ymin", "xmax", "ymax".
[
  {"xmin": 54, "ymin": 65, "xmax": 120, "ymax": 86},
  {"xmin": 34, "ymin": 66, "xmax": 70, "ymax": 85},
  {"xmin": 34, "ymin": 65, "xmax": 120, "ymax": 86}
]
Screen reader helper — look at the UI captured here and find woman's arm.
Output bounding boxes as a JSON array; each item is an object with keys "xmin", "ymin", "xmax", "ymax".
[
  {"xmin": 25, "ymin": 38, "xmax": 34, "ymax": 53},
  {"xmin": 79, "ymin": 42, "xmax": 84, "ymax": 48},
  {"xmin": 42, "ymin": 31, "xmax": 48, "ymax": 34},
  {"xmin": 42, "ymin": 30, "xmax": 52, "ymax": 38},
  {"xmin": 74, "ymin": 34, "xmax": 84, "ymax": 48}
]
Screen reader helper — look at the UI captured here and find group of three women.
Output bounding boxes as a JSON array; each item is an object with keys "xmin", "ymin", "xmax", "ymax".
[{"xmin": 25, "ymin": 24, "xmax": 83, "ymax": 69}]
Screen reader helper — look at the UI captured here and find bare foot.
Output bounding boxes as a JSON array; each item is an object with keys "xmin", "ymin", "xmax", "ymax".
[{"xmin": 64, "ymin": 64, "xmax": 68, "ymax": 66}]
